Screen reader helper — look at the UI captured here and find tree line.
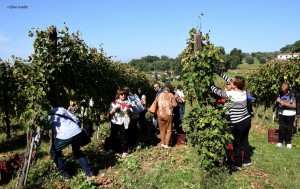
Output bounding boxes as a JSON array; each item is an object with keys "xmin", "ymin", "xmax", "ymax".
[
  {"xmin": 128, "ymin": 55, "xmax": 182, "ymax": 81},
  {"xmin": 127, "ymin": 40, "xmax": 300, "ymax": 74}
]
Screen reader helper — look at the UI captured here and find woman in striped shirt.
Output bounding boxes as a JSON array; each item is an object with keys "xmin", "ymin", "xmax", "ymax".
[{"xmin": 211, "ymin": 74, "xmax": 251, "ymax": 170}]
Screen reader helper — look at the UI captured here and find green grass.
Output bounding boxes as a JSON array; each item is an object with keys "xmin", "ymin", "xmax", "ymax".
[
  {"xmin": 218, "ymin": 58, "xmax": 262, "ymax": 81},
  {"xmin": 214, "ymin": 58, "xmax": 262, "ymax": 88},
  {"xmin": 2, "ymin": 113, "xmax": 300, "ymax": 188},
  {"xmin": 237, "ymin": 57, "xmax": 263, "ymax": 70}
]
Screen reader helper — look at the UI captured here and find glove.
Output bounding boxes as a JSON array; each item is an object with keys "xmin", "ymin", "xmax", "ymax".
[{"xmin": 115, "ymin": 107, "xmax": 121, "ymax": 113}]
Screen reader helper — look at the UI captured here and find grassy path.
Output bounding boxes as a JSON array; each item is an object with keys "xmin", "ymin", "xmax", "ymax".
[
  {"xmin": 2, "ymin": 121, "xmax": 300, "ymax": 188},
  {"xmin": 224, "ymin": 124, "xmax": 300, "ymax": 189}
]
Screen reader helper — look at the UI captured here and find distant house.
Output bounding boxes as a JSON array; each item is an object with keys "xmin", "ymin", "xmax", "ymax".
[{"xmin": 277, "ymin": 53, "xmax": 300, "ymax": 60}]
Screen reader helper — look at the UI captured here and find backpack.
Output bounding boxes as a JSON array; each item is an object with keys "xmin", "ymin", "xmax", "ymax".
[{"xmin": 129, "ymin": 94, "xmax": 146, "ymax": 114}]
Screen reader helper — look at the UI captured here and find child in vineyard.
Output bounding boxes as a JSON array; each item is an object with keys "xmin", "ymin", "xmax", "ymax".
[
  {"xmin": 275, "ymin": 82, "xmax": 297, "ymax": 148},
  {"xmin": 211, "ymin": 73, "xmax": 252, "ymax": 171}
]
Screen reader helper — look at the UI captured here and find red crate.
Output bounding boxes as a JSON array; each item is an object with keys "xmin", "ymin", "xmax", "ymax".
[
  {"xmin": 170, "ymin": 133, "xmax": 186, "ymax": 146},
  {"xmin": 0, "ymin": 152, "xmax": 36, "ymax": 183},
  {"xmin": 268, "ymin": 129, "xmax": 279, "ymax": 143},
  {"xmin": 176, "ymin": 134, "xmax": 186, "ymax": 146},
  {"xmin": 226, "ymin": 143, "xmax": 244, "ymax": 165},
  {"xmin": 0, "ymin": 161, "xmax": 12, "ymax": 183}
]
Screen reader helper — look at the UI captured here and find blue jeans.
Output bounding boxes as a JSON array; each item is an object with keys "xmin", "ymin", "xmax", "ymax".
[
  {"xmin": 178, "ymin": 104, "xmax": 185, "ymax": 120},
  {"xmin": 50, "ymin": 132, "xmax": 92, "ymax": 176}
]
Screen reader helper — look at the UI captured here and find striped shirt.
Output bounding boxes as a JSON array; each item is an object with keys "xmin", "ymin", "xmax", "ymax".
[
  {"xmin": 219, "ymin": 72, "xmax": 232, "ymax": 84},
  {"xmin": 211, "ymin": 86, "xmax": 250, "ymax": 124}
]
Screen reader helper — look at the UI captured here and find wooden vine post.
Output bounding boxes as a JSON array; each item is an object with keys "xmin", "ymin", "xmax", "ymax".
[
  {"xmin": 194, "ymin": 32, "xmax": 202, "ymax": 53},
  {"xmin": 190, "ymin": 31, "xmax": 202, "ymax": 105},
  {"xmin": 48, "ymin": 26, "xmax": 60, "ymax": 107},
  {"xmin": 16, "ymin": 27, "xmax": 59, "ymax": 188}
]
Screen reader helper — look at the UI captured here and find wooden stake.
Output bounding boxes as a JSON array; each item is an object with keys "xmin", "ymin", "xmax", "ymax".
[{"xmin": 194, "ymin": 32, "xmax": 202, "ymax": 53}]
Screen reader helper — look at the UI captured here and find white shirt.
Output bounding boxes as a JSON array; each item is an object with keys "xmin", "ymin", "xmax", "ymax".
[
  {"xmin": 176, "ymin": 89, "xmax": 185, "ymax": 102},
  {"xmin": 109, "ymin": 99, "xmax": 133, "ymax": 125},
  {"xmin": 279, "ymin": 109, "xmax": 296, "ymax": 116},
  {"xmin": 48, "ymin": 107, "xmax": 81, "ymax": 140}
]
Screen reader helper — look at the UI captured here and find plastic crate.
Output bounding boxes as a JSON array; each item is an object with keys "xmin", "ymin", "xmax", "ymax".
[
  {"xmin": 226, "ymin": 143, "xmax": 244, "ymax": 165},
  {"xmin": 170, "ymin": 133, "xmax": 186, "ymax": 146}
]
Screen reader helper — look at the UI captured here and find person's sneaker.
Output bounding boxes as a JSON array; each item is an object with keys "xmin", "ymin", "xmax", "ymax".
[
  {"xmin": 161, "ymin": 144, "xmax": 167, "ymax": 148},
  {"xmin": 287, "ymin": 144, "xmax": 292, "ymax": 149},
  {"xmin": 122, "ymin": 152, "xmax": 128, "ymax": 158},
  {"xmin": 164, "ymin": 145, "xmax": 171, "ymax": 149},
  {"xmin": 229, "ymin": 165, "xmax": 242, "ymax": 171},
  {"xmin": 276, "ymin": 143, "xmax": 283, "ymax": 147},
  {"xmin": 136, "ymin": 145, "xmax": 141, "ymax": 150},
  {"xmin": 86, "ymin": 171, "xmax": 95, "ymax": 180},
  {"xmin": 243, "ymin": 162, "xmax": 251, "ymax": 167},
  {"xmin": 61, "ymin": 172, "xmax": 71, "ymax": 181},
  {"xmin": 234, "ymin": 166, "xmax": 242, "ymax": 171}
]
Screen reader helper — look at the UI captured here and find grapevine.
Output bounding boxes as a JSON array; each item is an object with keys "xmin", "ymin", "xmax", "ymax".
[
  {"xmin": 181, "ymin": 29, "xmax": 232, "ymax": 172},
  {"xmin": 0, "ymin": 24, "xmax": 154, "ymax": 186},
  {"xmin": 246, "ymin": 58, "xmax": 300, "ymax": 108}
]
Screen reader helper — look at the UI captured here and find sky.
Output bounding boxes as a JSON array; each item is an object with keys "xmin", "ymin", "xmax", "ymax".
[{"xmin": 0, "ymin": 0, "xmax": 299, "ymax": 63}]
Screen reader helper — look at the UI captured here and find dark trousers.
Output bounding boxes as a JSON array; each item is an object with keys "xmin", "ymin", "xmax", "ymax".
[
  {"xmin": 232, "ymin": 117, "xmax": 251, "ymax": 167},
  {"xmin": 278, "ymin": 115, "xmax": 295, "ymax": 144},
  {"xmin": 50, "ymin": 133, "xmax": 91, "ymax": 176},
  {"xmin": 110, "ymin": 122, "xmax": 128, "ymax": 153},
  {"xmin": 173, "ymin": 106, "xmax": 184, "ymax": 134},
  {"xmin": 128, "ymin": 119, "xmax": 139, "ymax": 147},
  {"xmin": 138, "ymin": 111, "xmax": 147, "ymax": 135}
]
